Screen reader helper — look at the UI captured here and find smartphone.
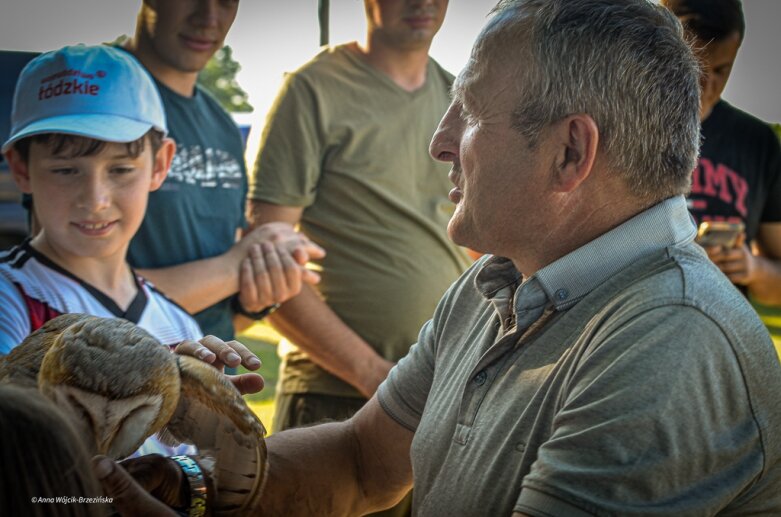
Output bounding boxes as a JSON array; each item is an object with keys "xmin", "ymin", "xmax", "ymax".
[{"xmin": 696, "ymin": 221, "xmax": 744, "ymax": 248}]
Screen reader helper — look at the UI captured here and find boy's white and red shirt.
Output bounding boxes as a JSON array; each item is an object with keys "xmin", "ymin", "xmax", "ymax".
[
  {"xmin": 0, "ymin": 240, "xmax": 203, "ymax": 457},
  {"xmin": 0, "ymin": 240, "xmax": 202, "ymax": 353}
]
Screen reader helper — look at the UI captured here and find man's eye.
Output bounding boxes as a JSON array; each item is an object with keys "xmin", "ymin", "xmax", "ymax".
[{"xmin": 460, "ymin": 110, "xmax": 478, "ymax": 126}]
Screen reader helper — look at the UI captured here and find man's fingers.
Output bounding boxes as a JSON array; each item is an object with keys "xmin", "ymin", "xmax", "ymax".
[
  {"xmin": 262, "ymin": 242, "xmax": 288, "ymax": 303},
  {"xmin": 229, "ymin": 372, "xmax": 266, "ymax": 395},
  {"xmin": 252, "ymin": 244, "xmax": 274, "ymax": 308},
  {"xmin": 289, "ymin": 238, "xmax": 326, "ymax": 260},
  {"xmin": 92, "ymin": 456, "xmax": 177, "ymax": 516},
  {"xmin": 718, "ymin": 259, "xmax": 747, "ymax": 275},
  {"xmin": 239, "ymin": 256, "xmax": 259, "ymax": 310},
  {"xmin": 302, "ymin": 268, "xmax": 321, "ymax": 285},
  {"xmin": 279, "ymin": 248, "xmax": 303, "ymax": 299}
]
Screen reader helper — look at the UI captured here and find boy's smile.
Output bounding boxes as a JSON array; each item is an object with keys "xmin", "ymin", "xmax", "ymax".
[{"xmin": 9, "ymin": 137, "xmax": 171, "ymax": 281}]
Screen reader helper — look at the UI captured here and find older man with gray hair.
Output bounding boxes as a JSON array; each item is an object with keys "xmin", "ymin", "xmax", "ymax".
[{"xmin": 100, "ymin": 0, "xmax": 781, "ymax": 515}]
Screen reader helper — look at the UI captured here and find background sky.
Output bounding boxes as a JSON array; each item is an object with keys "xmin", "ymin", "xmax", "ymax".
[{"xmin": 1, "ymin": 0, "xmax": 779, "ymax": 141}]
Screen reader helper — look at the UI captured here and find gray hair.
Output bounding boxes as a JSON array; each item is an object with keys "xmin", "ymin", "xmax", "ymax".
[{"xmin": 485, "ymin": 0, "xmax": 701, "ymax": 201}]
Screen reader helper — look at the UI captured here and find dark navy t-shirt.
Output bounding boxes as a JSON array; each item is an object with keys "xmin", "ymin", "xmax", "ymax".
[
  {"xmin": 128, "ymin": 79, "xmax": 247, "ymax": 340},
  {"xmin": 688, "ymin": 100, "xmax": 781, "ymax": 244}
]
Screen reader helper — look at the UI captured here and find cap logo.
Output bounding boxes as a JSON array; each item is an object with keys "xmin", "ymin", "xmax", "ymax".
[{"xmin": 38, "ymin": 68, "xmax": 103, "ymax": 100}]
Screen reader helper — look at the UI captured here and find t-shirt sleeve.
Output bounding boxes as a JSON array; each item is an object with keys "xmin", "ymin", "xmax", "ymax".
[
  {"xmin": 377, "ymin": 318, "xmax": 438, "ymax": 431},
  {"xmin": 516, "ymin": 305, "xmax": 765, "ymax": 516},
  {"xmin": 248, "ymin": 72, "xmax": 325, "ymax": 207},
  {"xmin": 0, "ymin": 274, "xmax": 31, "ymax": 355}
]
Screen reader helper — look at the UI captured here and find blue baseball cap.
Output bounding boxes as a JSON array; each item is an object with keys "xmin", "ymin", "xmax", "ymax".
[{"xmin": 1, "ymin": 45, "xmax": 167, "ymax": 153}]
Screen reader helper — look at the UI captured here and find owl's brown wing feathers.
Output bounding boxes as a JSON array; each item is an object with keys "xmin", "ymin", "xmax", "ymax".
[
  {"xmin": 165, "ymin": 356, "xmax": 268, "ymax": 515},
  {"xmin": 0, "ymin": 313, "xmax": 93, "ymax": 386}
]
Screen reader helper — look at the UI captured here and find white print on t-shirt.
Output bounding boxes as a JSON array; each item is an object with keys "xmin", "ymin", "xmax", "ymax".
[{"xmin": 167, "ymin": 145, "xmax": 243, "ymax": 190}]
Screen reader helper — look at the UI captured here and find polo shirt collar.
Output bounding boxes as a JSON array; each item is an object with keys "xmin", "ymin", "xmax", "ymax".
[
  {"xmin": 475, "ymin": 195, "xmax": 697, "ymax": 322},
  {"xmin": 535, "ymin": 195, "xmax": 696, "ymax": 310}
]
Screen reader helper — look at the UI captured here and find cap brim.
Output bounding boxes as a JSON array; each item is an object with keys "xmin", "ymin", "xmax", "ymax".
[{"xmin": 1, "ymin": 114, "xmax": 166, "ymax": 153}]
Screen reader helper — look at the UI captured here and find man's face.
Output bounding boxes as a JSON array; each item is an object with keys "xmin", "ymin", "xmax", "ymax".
[
  {"xmin": 9, "ymin": 139, "xmax": 167, "ymax": 268},
  {"xmin": 429, "ymin": 51, "xmax": 555, "ymax": 260},
  {"xmin": 365, "ymin": 0, "xmax": 448, "ymax": 51},
  {"xmin": 695, "ymin": 31, "xmax": 741, "ymax": 120},
  {"xmin": 142, "ymin": 0, "xmax": 239, "ymax": 73}
]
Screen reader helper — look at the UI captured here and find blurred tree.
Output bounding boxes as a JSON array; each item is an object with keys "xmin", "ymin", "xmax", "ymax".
[
  {"xmin": 771, "ymin": 122, "xmax": 781, "ymax": 142},
  {"xmin": 197, "ymin": 45, "xmax": 253, "ymax": 113},
  {"xmin": 107, "ymin": 36, "xmax": 252, "ymax": 113}
]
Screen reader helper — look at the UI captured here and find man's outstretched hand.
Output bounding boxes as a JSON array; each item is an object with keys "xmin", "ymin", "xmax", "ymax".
[{"xmin": 92, "ymin": 455, "xmax": 185, "ymax": 516}]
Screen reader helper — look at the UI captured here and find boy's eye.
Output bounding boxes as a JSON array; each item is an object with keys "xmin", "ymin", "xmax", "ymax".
[
  {"xmin": 111, "ymin": 166, "xmax": 135, "ymax": 174},
  {"xmin": 51, "ymin": 167, "xmax": 77, "ymax": 175}
]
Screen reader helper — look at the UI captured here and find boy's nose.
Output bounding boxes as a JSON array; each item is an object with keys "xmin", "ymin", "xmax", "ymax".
[
  {"xmin": 192, "ymin": 0, "xmax": 220, "ymax": 28},
  {"xmin": 78, "ymin": 177, "xmax": 111, "ymax": 212}
]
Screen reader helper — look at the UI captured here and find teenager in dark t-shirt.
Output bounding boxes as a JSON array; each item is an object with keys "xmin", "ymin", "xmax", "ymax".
[{"xmin": 663, "ymin": 0, "xmax": 781, "ymax": 306}]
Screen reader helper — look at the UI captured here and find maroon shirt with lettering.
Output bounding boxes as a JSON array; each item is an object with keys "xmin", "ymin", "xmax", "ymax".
[{"xmin": 688, "ymin": 100, "xmax": 781, "ymax": 245}]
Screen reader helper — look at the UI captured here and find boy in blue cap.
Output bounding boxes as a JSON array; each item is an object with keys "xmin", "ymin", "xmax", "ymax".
[
  {"xmin": 0, "ymin": 45, "xmax": 314, "ymax": 359},
  {"xmin": 0, "ymin": 45, "xmax": 288, "ymax": 456}
]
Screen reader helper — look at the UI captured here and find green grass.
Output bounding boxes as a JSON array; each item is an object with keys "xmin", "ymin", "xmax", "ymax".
[
  {"xmin": 236, "ymin": 322, "xmax": 282, "ymax": 432},
  {"xmin": 752, "ymin": 300, "xmax": 781, "ymax": 361},
  {"xmin": 236, "ymin": 322, "xmax": 282, "ymax": 403}
]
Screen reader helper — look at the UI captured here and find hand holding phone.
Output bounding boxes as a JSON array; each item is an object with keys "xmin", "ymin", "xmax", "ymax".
[{"xmin": 695, "ymin": 221, "xmax": 744, "ymax": 249}]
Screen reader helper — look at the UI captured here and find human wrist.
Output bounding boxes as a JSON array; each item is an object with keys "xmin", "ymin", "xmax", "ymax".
[
  {"xmin": 230, "ymin": 294, "xmax": 280, "ymax": 320},
  {"xmin": 170, "ymin": 455, "xmax": 209, "ymax": 517}
]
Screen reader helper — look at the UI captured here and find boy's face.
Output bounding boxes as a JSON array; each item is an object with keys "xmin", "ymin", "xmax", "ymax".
[
  {"xmin": 6, "ymin": 137, "xmax": 173, "ymax": 264},
  {"xmin": 142, "ymin": 0, "xmax": 239, "ymax": 74}
]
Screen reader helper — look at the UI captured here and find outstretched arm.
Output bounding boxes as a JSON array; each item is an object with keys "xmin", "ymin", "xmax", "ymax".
[
  {"xmin": 259, "ymin": 396, "xmax": 414, "ymax": 516},
  {"xmin": 246, "ymin": 200, "xmax": 393, "ymax": 398},
  {"xmin": 96, "ymin": 397, "xmax": 413, "ymax": 516},
  {"xmin": 138, "ymin": 222, "xmax": 324, "ymax": 314}
]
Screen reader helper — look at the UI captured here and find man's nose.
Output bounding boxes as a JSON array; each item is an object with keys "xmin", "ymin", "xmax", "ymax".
[{"xmin": 429, "ymin": 102, "xmax": 462, "ymax": 163}]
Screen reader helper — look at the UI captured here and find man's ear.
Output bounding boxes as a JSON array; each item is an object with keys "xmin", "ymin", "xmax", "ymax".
[
  {"xmin": 550, "ymin": 114, "xmax": 599, "ymax": 193},
  {"xmin": 4, "ymin": 148, "xmax": 33, "ymax": 194},
  {"xmin": 150, "ymin": 137, "xmax": 175, "ymax": 192}
]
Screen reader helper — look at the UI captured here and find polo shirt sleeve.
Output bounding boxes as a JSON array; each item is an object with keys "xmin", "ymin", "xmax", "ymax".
[
  {"xmin": 248, "ymin": 72, "xmax": 325, "ymax": 208},
  {"xmin": 377, "ymin": 318, "xmax": 438, "ymax": 431},
  {"xmin": 516, "ymin": 304, "xmax": 766, "ymax": 516}
]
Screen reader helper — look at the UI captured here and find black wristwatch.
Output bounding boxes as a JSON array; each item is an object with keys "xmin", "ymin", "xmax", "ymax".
[{"xmin": 230, "ymin": 295, "xmax": 280, "ymax": 320}]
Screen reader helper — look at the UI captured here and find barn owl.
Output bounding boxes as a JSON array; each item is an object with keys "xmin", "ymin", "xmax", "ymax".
[{"xmin": 0, "ymin": 314, "xmax": 267, "ymax": 515}]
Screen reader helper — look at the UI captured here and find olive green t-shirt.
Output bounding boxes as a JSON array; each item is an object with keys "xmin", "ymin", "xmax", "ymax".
[{"xmin": 250, "ymin": 44, "xmax": 471, "ymax": 397}]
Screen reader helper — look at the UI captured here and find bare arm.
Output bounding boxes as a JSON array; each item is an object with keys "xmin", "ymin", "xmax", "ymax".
[
  {"xmin": 259, "ymin": 396, "xmax": 413, "ymax": 516},
  {"xmin": 138, "ymin": 223, "xmax": 322, "ymax": 315},
  {"xmin": 748, "ymin": 223, "xmax": 781, "ymax": 305},
  {"xmin": 247, "ymin": 200, "xmax": 393, "ymax": 398}
]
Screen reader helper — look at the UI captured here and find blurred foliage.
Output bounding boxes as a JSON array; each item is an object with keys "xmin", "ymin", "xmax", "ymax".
[
  {"xmin": 107, "ymin": 36, "xmax": 253, "ymax": 113},
  {"xmin": 771, "ymin": 122, "xmax": 781, "ymax": 142},
  {"xmin": 197, "ymin": 45, "xmax": 253, "ymax": 113}
]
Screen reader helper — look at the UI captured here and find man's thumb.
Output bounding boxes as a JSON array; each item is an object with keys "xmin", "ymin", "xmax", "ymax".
[{"xmin": 91, "ymin": 455, "xmax": 176, "ymax": 516}]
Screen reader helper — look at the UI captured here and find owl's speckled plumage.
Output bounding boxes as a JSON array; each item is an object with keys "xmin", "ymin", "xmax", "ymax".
[{"xmin": 0, "ymin": 313, "xmax": 268, "ymax": 516}]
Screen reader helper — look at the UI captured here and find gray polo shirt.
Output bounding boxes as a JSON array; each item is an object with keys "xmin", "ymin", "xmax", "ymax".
[{"xmin": 378, "ymin": 196, "xmax": 781, "ymax": 516}]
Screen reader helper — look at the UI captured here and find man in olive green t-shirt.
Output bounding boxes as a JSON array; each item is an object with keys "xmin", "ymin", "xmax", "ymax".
[{"xmin": 247, "ymin": 0, "xmax": 470, "ymax": 438}]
